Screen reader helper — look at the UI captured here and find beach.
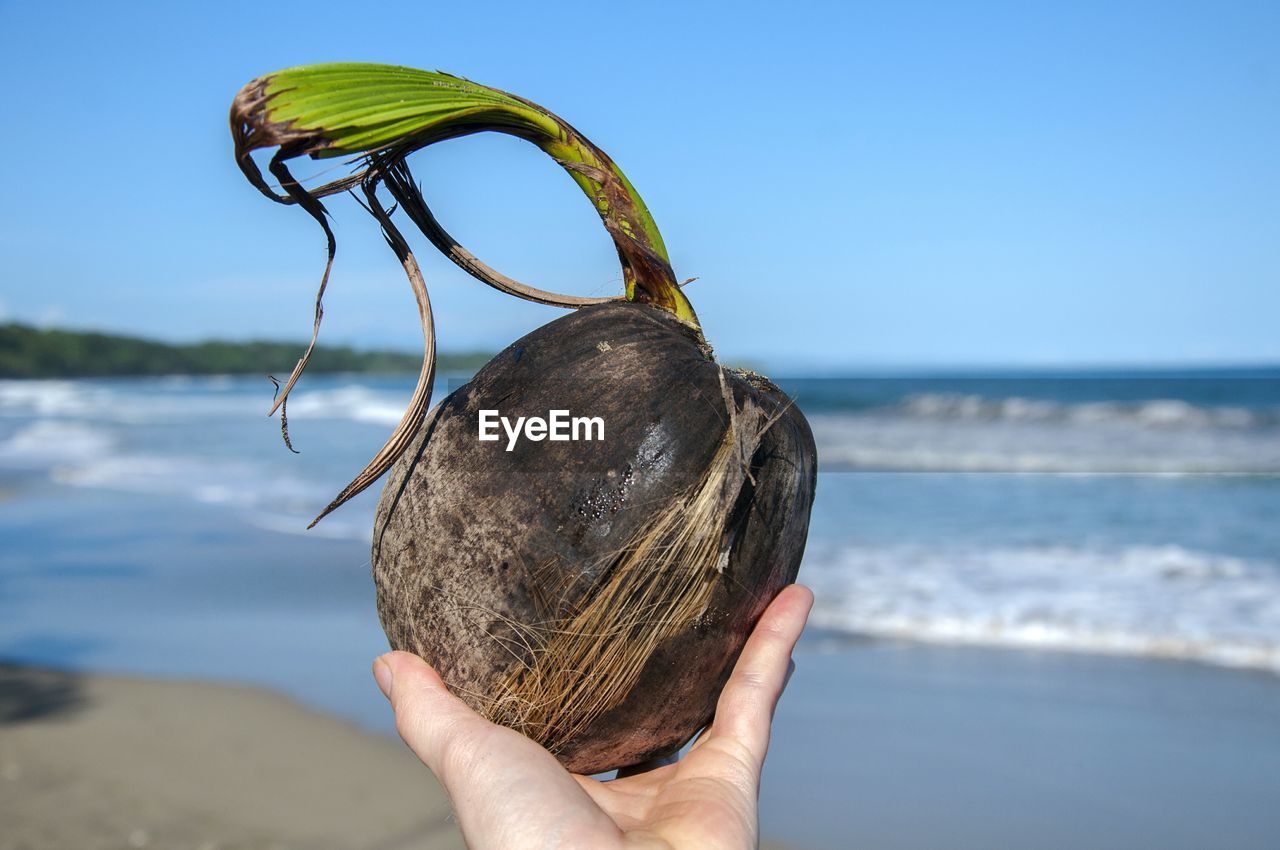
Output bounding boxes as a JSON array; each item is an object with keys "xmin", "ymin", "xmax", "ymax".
[
  {"xmin": 1, "ymin": 665, "xmax": 813, "ymax": 850},
  {"xmin": 6, "ymin": 649, "xmax": 1280, "ymax": 850},
  {"xmin": 770, "ymin": 638, "xmax": 1280, "ymax": 850},
  {"xmin": 5, "ymin": 0, "xmax": 1280, "ymax": 844},
  {"xmin": 3, "ymin": 373, "xmax": 1279, "ymax": 848},
  {"xmin": 1, "ymin": 665, "xmax": 464, "ymax": 850}
]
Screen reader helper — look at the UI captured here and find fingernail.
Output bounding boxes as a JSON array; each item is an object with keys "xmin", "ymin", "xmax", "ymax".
[{"xmin": 373, "ymin": 656, "xmax": 394, "ymax": 699}]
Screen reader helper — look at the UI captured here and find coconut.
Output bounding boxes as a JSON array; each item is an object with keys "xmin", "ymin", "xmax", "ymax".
[
  {"xmin": 228, "ymin": 62, "xmax": 818, "ymax": 775},
  {"xmin": 372, "ymin": 302, "xmax": 815, "ymax": 772}
]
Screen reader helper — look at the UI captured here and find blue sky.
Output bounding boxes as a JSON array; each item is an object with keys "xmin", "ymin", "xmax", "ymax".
[{"xmin": 1, "ymin": 0, "xmax": 1277, "ymax": 369}]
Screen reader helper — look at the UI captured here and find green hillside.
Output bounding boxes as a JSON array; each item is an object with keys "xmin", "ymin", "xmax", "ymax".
[{"xmin": 0, "ymin": 323, "xmax": 490, "ymax": 378}]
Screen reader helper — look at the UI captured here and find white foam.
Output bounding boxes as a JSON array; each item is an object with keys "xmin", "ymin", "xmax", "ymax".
[
  {"xmin": 46, "ymin": 448, "xmax": 333, "ymax": 525},
  {"xmin": 0, "ymin": 377, "xmax": 438, "ymax": 429},
  {"xmin": 282, "ymin": 380, "xmax": 457, "ymax": 426},
  {"xmin": 899, "ymin": 393, "xmax": 1271, "ymax": 429},
  {"xmin": 0, "ymin": 377, "xmax": 416, "ymax": 538},
  {"xmin": 54, "ymin": 454, "xmax": 244, "ymax": 496},
  {"xmin": 804, "ymin": 543, "xmax": 1280, "ymax": 674},
  {"xmin": 0, "ymin": 378, "xmax": 260, "ymax": 424},
  {"xmin": 283, "ymin": 385, "xmax": 409, "ymax": 426},
  {"xmin": 0, "ymin": 380, "xmax": 96, "ymax": 418},
  {"xmin": 809, "ymin": 412, "xmax": 1280, "ymax": 473},
  {"xmin": 0, "ymin": 420, "xmax": 113, "ymax": 466}
]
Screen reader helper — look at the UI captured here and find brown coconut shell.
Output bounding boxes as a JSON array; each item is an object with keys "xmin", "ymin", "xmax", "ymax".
[{"xmin": 372, "ymin": 301, "xmax": 816, "ymax": 774}]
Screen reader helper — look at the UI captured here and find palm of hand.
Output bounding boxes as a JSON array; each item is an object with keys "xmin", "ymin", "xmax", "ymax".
[{"xmin": 374, "ymin": 585, "xmax": 812, "ymax": 850}]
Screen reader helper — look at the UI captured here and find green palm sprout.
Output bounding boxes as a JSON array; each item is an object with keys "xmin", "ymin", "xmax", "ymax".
[{"xmin": 230, "ymin": 62, "xmax": 698, "ymax": 524}]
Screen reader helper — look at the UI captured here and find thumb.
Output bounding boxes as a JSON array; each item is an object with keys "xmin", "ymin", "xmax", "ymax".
[
  {"xmin": 372, "ymin": 651, "xmax": 619, "ymax": 848},
  {"xmin": 373, "ymin": 650, "xmax": 495, "ymax": 788}
]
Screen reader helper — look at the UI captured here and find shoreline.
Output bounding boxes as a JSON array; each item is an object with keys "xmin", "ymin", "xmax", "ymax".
[
  {"xmin": 7, "ymin": 639, "xmax": 1280, "ymax": 849},
  {"xmin": 3, "ymin": 470, "xmax": 1278, "ymax": 848},
  {"xmin": 765, "ymin": 637, "xmax": 1280, "ymax": 850}
]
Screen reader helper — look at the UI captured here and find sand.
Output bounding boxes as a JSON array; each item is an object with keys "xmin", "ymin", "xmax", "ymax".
[
  {"xmin": 1, "ymin": 664, "xmax": 802, "ymax": 850},
  {"xmin": 1, "ymin": 664, "xmax": 464, "ymax": 850},
  {"xmin": 761, "ymin": 637, "xmax": 1280, "ymax": 850},
  {"xmin": 7, "ymin": 487, "xmax": 1277, "ymax": 849}
]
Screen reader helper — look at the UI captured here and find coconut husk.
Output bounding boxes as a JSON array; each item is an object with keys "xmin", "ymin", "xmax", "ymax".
[{"xmin": 372, "ymin": 301, "xmax": 816, "ymax": 773}]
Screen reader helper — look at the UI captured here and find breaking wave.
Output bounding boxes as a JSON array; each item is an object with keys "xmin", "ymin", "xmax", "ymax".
[
  {"xmin": 896, "ymin": 393, "xmax": 1276, "ymax": 428},
  {"xmin": 281, "ymin": 385, "xmax": 410, "ymax": 426},
  {"xmin": 804, "ymin": 542, "xmax": 1280, "ymax": 674},
  {"xmin": 809, "ymin": 408, "xmax": 1280, "ymax": 473},
  {"xmin": 0, "ymin": 420, "xmax": 114, "ymax": 466}
]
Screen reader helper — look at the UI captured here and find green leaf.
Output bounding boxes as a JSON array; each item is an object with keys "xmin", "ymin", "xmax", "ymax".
[
  {"xmin": 227, "ymin": 62, "xmax": 700, "ymax": 525},
  {"xmin": 256, "ymin": 64, "xmax": 549, "ymax": 155},
  {"xmin": 229, "ymin": 61, "xmax": 694, "ymax": 324}
]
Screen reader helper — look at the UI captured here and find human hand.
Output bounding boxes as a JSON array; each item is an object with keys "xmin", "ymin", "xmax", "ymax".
[{"xmin": 372, "ymin": 584, "xmax": 813, "ymax": 850}]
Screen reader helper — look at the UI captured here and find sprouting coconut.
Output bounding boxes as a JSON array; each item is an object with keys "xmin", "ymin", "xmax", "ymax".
[{"xmin": 230, "ymin": 63, "xmax": 816, "ymax": 774}]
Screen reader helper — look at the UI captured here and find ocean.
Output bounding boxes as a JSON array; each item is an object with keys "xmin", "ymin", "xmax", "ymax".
[{"xmin": 2, "ymin": 369, "xmax": 1279, "ymax": 682}]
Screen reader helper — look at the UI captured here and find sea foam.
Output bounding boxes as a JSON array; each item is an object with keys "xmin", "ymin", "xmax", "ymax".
[
  {"xmin": 804, "ymin": 542, "xmax": 1280, "ymax": 674},
  {"xmin": 808, "ymin": 410, "xmax": 1280, "ymax": 473}
]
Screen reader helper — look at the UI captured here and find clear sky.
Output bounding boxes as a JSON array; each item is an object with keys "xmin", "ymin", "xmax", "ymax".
[{"xmin": 1, "ymin": 0, "xmax": 1277, "ymax": 369}]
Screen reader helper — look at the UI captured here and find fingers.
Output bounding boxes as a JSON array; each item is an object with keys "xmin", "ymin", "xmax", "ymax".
[
  {"xmin": 372, "ymin": 651, "xmax": 620, "ymax": 847},
  {"xmin": 373, "ymin": 650, "xmax": 496, "ymax": 788},
  {"xmin": 710, "ymin": 584, "xmax": 812, "ymax": 771}
]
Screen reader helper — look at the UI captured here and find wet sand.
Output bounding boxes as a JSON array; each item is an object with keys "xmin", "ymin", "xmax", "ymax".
[
  {"xmin": 1, "ymin": 664, "xmax": 801, "ymax": 850},
  {"xmin": 1, "ymin": 664, "xmax": 465, "ymax": 850},
  {"xmin": 762, "ymin": 636, "xmax": 1280, "ymax": 850}
]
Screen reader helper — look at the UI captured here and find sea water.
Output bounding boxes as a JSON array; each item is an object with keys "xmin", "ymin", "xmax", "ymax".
[{"xmin": 1, "ymin": 369, "xmax": 1278, "ymax": 679}]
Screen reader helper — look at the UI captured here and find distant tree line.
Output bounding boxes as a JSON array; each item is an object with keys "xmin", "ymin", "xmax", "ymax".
[{"xmin": 0, "ymin": 323, "xmax": 492, "ymax": 378}]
